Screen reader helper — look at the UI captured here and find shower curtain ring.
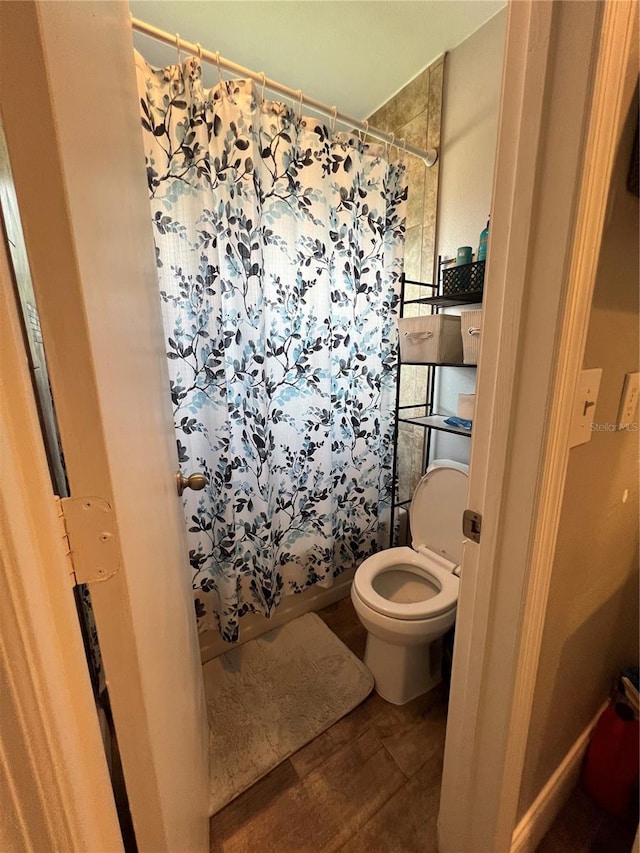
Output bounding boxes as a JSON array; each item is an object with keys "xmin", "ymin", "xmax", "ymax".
[
  {"xmin": 400, "ymin": 137, "xmax": 407, "ymax": 163},
  {"xmin": 296, "ymin": 89, "xmax": 304, "ymax": 120},
  {"xmin": 175, "ymin": 33, "xmax": 181, "ymax": 64},
  {"xmin": 215, "ymin": 51, "xmax": 223, "ymax": 87},
  {"xmin": 196, "ymin": 42, "xmax": 203, "ymax": 62},
  {"xmin": 330, "ymin": 106, "xmax": 338, "ymax": 134},
  {"xmin": 260, "ymin": 72, "xmax": 267, "ymax": 104},
  {"xmin": 358, "ymin": 119, "xmax": 369, "ymax": 145},
  {"xmin": 386, "ymin": 132, "xmax": 395, "ymax": 158}
]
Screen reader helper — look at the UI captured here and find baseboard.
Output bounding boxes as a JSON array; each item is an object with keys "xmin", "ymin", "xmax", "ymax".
[
  {"xmin": 199, "ymin": 568, "xmax": 355, "ymax": 663},
  {"xmin": 511, "ymin": 702, "xmax": 607, "ymax": 853}
]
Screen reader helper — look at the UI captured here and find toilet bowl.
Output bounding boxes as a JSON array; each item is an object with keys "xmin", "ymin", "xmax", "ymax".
[{"xmin": 352, "ymin": 460, "xmax": 469, "ymax": 705}]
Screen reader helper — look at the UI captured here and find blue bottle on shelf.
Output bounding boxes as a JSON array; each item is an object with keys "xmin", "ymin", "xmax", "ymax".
[{"xmin": 477, "ymin": 216, "xmax": 490, "ymax": 262}]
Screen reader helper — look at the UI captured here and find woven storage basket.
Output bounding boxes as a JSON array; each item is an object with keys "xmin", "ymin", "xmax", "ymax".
[
  {"xmin": 398, "ymin": 315, "xmax": 463, "ymax": 364},
  {"xmin": 442, "ymin": 260, "xmax": 485, "ymax": 297},
  {"xmin": 461, "ymin": 309, "xmax": 482, "ymax": 364}
]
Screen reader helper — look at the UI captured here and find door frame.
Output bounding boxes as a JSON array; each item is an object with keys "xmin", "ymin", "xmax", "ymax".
[
  {"xmin": 439, "ymin": 1, "xmax": 637, "ymax": 851},
  {"xmin": 0, "ymin": 209, "xmax": 123, "ymax": 851}
]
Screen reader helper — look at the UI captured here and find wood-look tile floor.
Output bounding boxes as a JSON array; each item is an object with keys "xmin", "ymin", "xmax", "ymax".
[
  {"xmin": 538, "ymin": 783, "xmax": 638, "ymax": 853},
  {"xmin": 209, "ymin": 597, "xmax": 637, "ymax": 853},
  {"xmin": 209, "ymin": 597, "xmax": 448, "ymax": 853}
]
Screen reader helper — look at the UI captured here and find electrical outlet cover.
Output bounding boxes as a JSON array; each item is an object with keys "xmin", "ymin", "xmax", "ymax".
[{"xmin": 617, "ymin": 371, "xmax": 639, "ymax": 429}]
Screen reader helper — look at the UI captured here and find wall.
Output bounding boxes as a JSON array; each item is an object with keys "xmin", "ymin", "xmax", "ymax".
[
  {"xmin": 436, "ymin": 8, "xmax": 507, "ymax": 265},
  {"xmin": 434, "ymin": 9, "xmax": 507, "ymax": 463},
  {"xmin": 517, "ymin": 75, "xmax": 640, "ymax": 818},
  {"xmin": 368, "ymin": 59, "xmax": 444, "ymax": 506},
  {"xmin": 367, "ymin": 10, "xmax": 506, "ymax": 516}
]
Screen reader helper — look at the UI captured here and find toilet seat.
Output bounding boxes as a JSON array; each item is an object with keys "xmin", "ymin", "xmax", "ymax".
[
  {"xmin": 353, "ymin": 461, "xmax": 468, "ymax": 624},
  {"xmin": 353, "ymin": 546, "xmax": 458, "ymax": 621}
]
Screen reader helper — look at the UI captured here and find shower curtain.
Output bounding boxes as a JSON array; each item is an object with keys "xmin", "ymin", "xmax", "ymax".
[{"xmin": 136, "ymin": 54, "xmax": 407, "ymax": 641}]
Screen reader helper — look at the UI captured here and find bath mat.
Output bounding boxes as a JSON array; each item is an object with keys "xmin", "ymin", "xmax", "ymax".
[{"xmin": 204, "ymin": 612, "xmax": 374, "ymax": 815}]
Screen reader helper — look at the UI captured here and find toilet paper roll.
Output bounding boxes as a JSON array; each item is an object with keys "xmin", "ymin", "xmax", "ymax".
[{"xmin": 457, "ymin": 393, "xmax": 476, "ymax": 421}]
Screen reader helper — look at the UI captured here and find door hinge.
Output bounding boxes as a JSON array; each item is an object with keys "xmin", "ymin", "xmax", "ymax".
[
  {"xmin": 463, "ymin": 509, "xmax": 482, "ymax": 544},
  {"xmin": 54, "ymin": 496, "xmax": 121, "ymax": 586}
]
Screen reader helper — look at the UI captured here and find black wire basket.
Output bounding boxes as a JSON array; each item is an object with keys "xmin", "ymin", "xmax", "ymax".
[{"xmin": 442, "ymin": 259, "xmax": 485, "ymax": 297}]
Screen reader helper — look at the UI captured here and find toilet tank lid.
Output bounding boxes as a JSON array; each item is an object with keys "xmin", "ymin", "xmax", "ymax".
[{"xmin": 410, "ymin": 460, "xmax": 469, "ymax": 565}]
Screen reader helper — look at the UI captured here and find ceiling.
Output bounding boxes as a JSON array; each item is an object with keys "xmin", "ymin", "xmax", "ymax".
[{"xmin": 129, "ymin": 1, "xmax": 505, "ymax": 120}]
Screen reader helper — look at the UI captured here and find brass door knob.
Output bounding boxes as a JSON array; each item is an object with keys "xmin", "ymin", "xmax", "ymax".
[{"xmin": 176, "ymin": 471, "xmax": 209, "ymax": 497}]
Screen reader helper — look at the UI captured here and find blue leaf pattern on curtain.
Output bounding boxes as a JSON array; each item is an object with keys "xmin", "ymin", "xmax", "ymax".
[{"xmin": 136, "ymin": 54, "xmax": 406, "ymax": 642}]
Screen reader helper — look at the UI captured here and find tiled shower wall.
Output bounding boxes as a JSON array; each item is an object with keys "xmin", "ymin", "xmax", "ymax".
[{"xmin": 368, "ymin": 57, "xmax": 444, "ymax": 506}]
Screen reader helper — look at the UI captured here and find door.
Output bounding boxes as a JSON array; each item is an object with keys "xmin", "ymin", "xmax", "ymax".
[
  {"xmin": 439, "ymin": 1, "xmax": 634, "ymax": 851},
  {"xmin": 0, "ymin": 173, "xmax": 125, "ymax": 853},
  {"xmin": 0, "ymin": 3, "xmax": 209, "ymax": 851}
]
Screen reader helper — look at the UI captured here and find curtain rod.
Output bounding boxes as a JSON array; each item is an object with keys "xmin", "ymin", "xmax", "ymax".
[{"xmin": 131, "ymin": 16, "xmax": 438, "ymax": 167}]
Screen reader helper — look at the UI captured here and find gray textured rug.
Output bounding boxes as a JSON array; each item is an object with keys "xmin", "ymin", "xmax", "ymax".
[{"xmin": 204, "ymin": 612, "xmax": 374, "ymax": 815}]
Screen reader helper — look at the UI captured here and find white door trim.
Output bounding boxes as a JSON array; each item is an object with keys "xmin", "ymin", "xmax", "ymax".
[
  {"xmin": 439, "ymin": 1, "xmax": 635, "ymax": 850},
  {"xmin": 0, "ymin": 214, "xmax": 123, "ymax": 851}
]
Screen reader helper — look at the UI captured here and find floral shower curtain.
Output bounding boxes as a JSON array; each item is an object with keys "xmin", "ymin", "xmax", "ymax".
[{"xmin": 136, "ymin": 53, "xmax": 407, "ymax": 641}]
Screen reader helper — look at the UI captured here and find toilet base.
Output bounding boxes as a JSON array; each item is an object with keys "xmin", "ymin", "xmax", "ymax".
[{"xmin": 364, "ymin": 634, "xmax": 443, "ymax": 705}]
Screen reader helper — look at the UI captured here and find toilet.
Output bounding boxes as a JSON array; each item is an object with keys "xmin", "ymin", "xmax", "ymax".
[{"xmin": 351, "ymin": 460, "xmax": 469, "ymax": 705}]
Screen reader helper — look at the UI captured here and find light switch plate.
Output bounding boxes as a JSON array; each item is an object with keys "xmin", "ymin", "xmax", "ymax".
[
  {"xmin": 617, "ymin": 372, "xmax": 639, "ymax": 429},
  {"xmin": 569, "ymin": 368, "xmax": 602, "ymax": 448}
]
